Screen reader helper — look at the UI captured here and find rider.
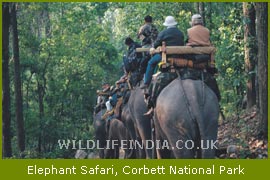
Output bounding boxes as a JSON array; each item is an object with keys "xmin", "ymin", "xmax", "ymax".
[
  {"xmin": 140, "ymin": 16, "xmax": 184, "ymax": 115},
  {"xmin": 137, "ymin": 15, "xmax": 159, "ymax": 75},
  {"xmin": 186, "ymin": 14, "xmax": 221, "ymax": 101},
  {"xmin": 123, "ymin": 37, "xmax": 143, "ymax": 87},
  {"xmin": 140, "ymin": 16, "xmax": 184, "ymax": 89},
  {"xmin": 186, "ymin": 14, "xmax": 211, "ymax": 46},
  {"xmin": 102, "ymin": 85, "xmax": 120, "ymax": 120},
  {"xmin": 94, "ymin": 83, "xmax": 110, "ymax": 114},
  {"xmin": 137, "ymin": 15, "xmax": 159, "ymax": 48}
]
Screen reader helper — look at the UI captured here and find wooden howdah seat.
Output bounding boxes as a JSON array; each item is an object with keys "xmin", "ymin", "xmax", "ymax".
[{"xmin": 136, "ymin": 42, "xmax": 216, "ymax": 70}]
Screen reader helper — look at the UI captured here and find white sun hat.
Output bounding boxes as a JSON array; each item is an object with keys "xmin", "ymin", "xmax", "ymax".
[
  {"xmin": 163, "ymin": 16, "xmax": 178, "ymax": 26},
  {"xmin": 191, "ymin": 14, "xmax": 203, "ymax": 25}
]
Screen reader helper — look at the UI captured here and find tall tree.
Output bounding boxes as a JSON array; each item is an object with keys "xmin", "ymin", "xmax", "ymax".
[
  {"xmin": 206, "ymin": 3, "xmax": 213, "ymax": 31},
  {"xmin": 243, "ymin": 2, "xmax": 256, "ymax": 109},
  {"xmin": 195, "ymin": 2, "xmax": 205, "ymax": 24},
  {"xmin": 2, "ymin": 2, "xmax": 12, "ymax": 158},
  {"xmin": 199, "ymin": 2, "xmax": 205, "ymax": 24},
  {"xmin": 195, "ymin": 3, "xmax": 199, "ymax": 13},
  {"xmin": 11, "ymin": 3, "xmax": 25, "ymax": 154},
  {"xmin": 255, "ymin": 2, "xmax": 268, "ymax": 137},
  {"xmin": 37, "ymin": 80, "xmax": 45, "ymax": 153}
]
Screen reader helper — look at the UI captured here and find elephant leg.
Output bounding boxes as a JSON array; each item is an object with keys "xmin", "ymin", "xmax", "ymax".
[
  {"xmin": 104, "ymin": 148, "xmax": 112, "ymax": 159},
  {"xmin": 95, "ymin": 120, "xmax": 106, "ymax": 159},
  {"xmin": 199, "ymin": 106, "xmax": 219, "ymax": 158},
  {"xmin": 163, "ymin": 127, "xmax": 196, "ymax": 158},
  {"xmin": 151, "ymin": 118, "xmax": 157, "ymax": 159},
  {"xmin": 153, "ymin": 118, "xmax": 172, "ymax": 159},
  {"xmin": 115, "ymin": 146, "xmax": 119, "ymax": 159},
  {"xmin": 125, "ymin": 143, "xmax": 136, "ymax": 159},
  {"xmin": 137, "ymin": 137, "xmax": 146, "ymax": 159},
  {"xmin": 99, "ymin": 149, "xmax": 105, "ymax": 159},
  {"xmin": 171, "ymin": 141, "xmax": 196, "ymax": 158},
  {"xmin": 97, "ymin": 138, "xmax": 106, "ymax": 159},
  {"xmin": 133, "ymin": 124, "xmax": 146, "ymax": 159},
  {"xmin": 199, "ymin": 135, "xmax": 217, "ymax": 158},
  {"xmin": 125, "ymin": 118, "xmax": 137, "ymax": 159},
  {"xmin": 136, "ymin": 119, "xmax": 152, "ymax": 159}
]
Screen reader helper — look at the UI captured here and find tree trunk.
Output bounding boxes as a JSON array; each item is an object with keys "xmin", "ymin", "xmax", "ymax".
[
  {"xmin": 37, "ymin": 3, "xmax": 50, "ymax": 153},
  {"xmin": 43, "ymin": 3, "xmax": 51, "ymax": 37},
  {"xmin": 194, "ymin": 2, "xmax": 205, "ymax": 24},
  {"xmin": 2, "ymin": 2, "xmax": 12, "ymax": 158},
  {"xmin": 255, "ymin": 2, "xmax": 268, "ymax": 137},
  {"xmin": 198, "ymin": 2, "xmax": 205, "ymax": 25},
  {"xmin": 37, "ymin": 81, "xmax": 45, "ymax": 154},
  {"xmin": 11, "ymin": 3, "xmax": 25, "ymax": 154},
  {"xmin": 243, "ymin": 2, "xmax": 256, "ymax": 109},
  {"xmin": 195, "ymin": 3, "xmax": 199, "ymax": 14},
  {"xmin": 207, "ymin": 3, "xmax": 213, "ymax": 31}
]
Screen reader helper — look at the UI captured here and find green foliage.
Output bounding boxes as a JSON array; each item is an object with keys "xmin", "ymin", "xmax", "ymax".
[
  {"xmin": 8, "ymin": 2, "xmax": 250, "ymax": 158},
  {"xmin": 212, "ymin": 3, "xmax": 246, "ymax": 115}
]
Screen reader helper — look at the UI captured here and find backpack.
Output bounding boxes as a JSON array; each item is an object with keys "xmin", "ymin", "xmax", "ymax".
[{"xmin": 141, "ymin": 24, "xmax": 158, "ymax": 46}]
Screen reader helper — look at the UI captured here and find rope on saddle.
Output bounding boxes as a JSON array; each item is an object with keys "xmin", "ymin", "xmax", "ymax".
[{"xmin": 200, "ymin": 71, "xmax": 206, "ymax": 109}]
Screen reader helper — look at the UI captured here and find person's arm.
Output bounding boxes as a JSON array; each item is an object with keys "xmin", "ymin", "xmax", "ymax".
[
  {"xmin": 153, "ymin": 31, "xmax": 163, "ymax": 48},
  {"xmin": 185, "ymin": 31, "xmax": 190, "ymax": 45},
  {"xmin": 185, "ymin": 28, "xmax": 191, "ymax": 46}
]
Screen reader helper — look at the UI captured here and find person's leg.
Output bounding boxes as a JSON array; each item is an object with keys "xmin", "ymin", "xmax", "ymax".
[
  {"xmin": 97, "ymin": 96, "xmax": 102, "ymax": 104},
  {"xmin": 139, "ymin": 53, "xmax": 151, "ymax": 74},
  {"xmin": 143, "ymin": 54, "xmax": 161, "ymax": 86},
  {"xmin": 106, "ymin": 100, "xmax": 113, "ymax": 111},
  {"xmin": 102, "ymin": 100, "xmax": 114, "ymax": 120}
]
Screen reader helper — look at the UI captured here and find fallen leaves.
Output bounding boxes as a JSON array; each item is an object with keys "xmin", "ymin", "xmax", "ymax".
[{"xmin": 217, "ymin": 106, "xmax": 268, "ymax": 159}]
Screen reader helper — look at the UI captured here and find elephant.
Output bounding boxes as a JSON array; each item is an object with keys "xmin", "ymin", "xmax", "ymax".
[
  {"xmin": 154, "ymin": 78, "xmax": 219, "ymax": 158},
  {"xmin": 128, "ymin": 82, "xmax": 153, "ymax": 158},
  {"xmin": 104, "ymin": 98, "xmax": 137, "ymax": 159},
  {"xmin": 93, "ymin": 108, "xmax": 107, "ymax": 158},
  {"xmin": 104, "ymin": 118, "xmax": 134, "ymax": 159},
  {"xmin": 120, "ymin": 103, "xmax": 138, "ymax": 158}
]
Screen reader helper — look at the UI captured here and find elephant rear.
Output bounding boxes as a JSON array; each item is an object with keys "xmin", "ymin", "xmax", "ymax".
[
  {"xmin": 155, "ymin": 79, "xmax": 219, "ymax": 158},
  {"xmin": 105, "ymin": 118, "xmax": 133, "ymax": 159}
]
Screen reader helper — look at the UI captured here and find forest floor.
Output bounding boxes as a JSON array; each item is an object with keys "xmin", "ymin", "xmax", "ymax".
[{"xmin": 217, "ymin": 106, "xmax": 268, "ymax": 159}]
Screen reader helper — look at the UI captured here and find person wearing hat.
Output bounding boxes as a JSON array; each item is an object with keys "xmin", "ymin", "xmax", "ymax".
[
  {"xmin": 186, "ymin": 14, "xmax": 221, "ymax": 101},
  {"xmin": 141, "ymin": 16, "xmax": 184, "ymax": 89},
  {"xmin": 140, "ymin": 16, "xmax": 184, "ymax": 116},
  {"xmin": 186, "ymin": 14, "xmax": 211, "ymax": 46}
]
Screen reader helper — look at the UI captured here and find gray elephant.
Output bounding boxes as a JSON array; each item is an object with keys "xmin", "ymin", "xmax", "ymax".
[
  {"xmin": 154, "ymin": 78, "xmax": 219, "ymax": 158},
  {"xmin": 128, "ymin": 83, "xmax": 153, "ymax": 158},
  {"xmin": 104, "ymin": 118, "xmax": 135, "ymax": 159},
  {"xmin": 93, "ymin": 108, "xmax": 107, "ymax": 158}
]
